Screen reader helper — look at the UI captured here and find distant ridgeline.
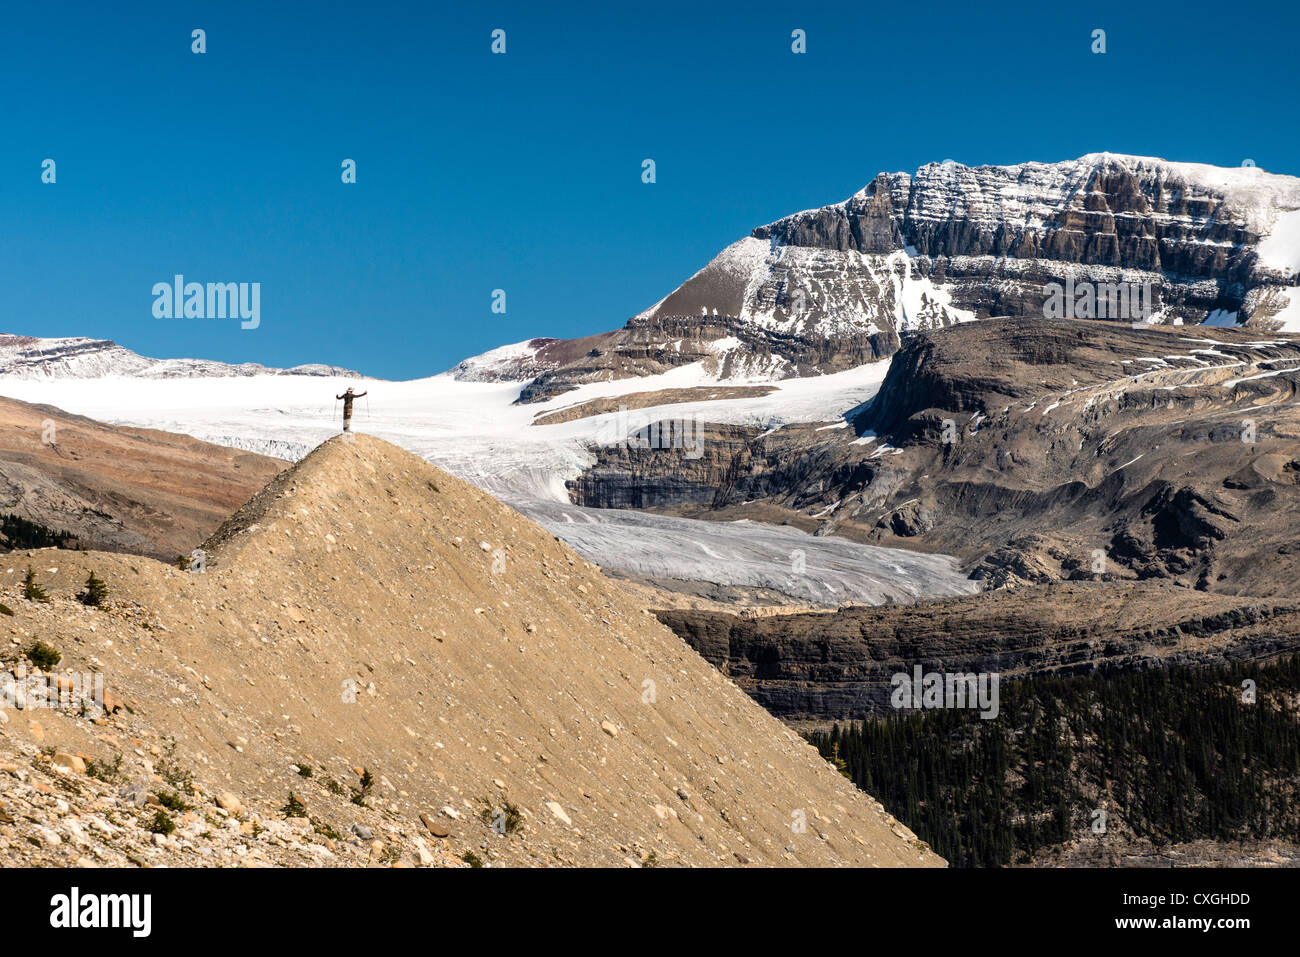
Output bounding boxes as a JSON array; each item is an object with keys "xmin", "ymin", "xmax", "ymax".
[
  {"xmin": 0, "ymin": 514, "xmax": 75, "ymax": 551},
  {"xmin": 810, "ymin": 655, "xmax": 1300, "ymax": 868}
]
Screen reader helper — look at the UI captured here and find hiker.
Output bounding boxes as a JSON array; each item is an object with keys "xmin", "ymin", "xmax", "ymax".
[{"xmin": 336, "ymin": 387, "xmax": 368, "ymax": 432}]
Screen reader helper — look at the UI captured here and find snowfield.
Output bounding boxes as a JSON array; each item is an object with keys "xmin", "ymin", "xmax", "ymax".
[{"xmin": 0, "ymin": 355, "xmax": 978, "ymax": 604}]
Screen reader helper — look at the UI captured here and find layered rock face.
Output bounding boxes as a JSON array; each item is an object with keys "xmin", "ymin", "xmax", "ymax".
[
  {"xmin": 752, "ymin": 156, "xmax": 1300, "ymax": 327},
  {"xmin": 656, "ymin": 582, "xmax": 1300, "ymax": 723},
  {"xmin": 569, "ymin": 422, "xmax": 869, "ymax": 512},
  {"xmin": 463, "ymin": 154, "xmax": 1300, "ymax": 402},
  {"xmin": 845, "ymin": 318, "xmax": 1300, "ymax": 596},
  {"xmin": 513, "ymin": 308, "xmax": 896, "ymax": 404}
]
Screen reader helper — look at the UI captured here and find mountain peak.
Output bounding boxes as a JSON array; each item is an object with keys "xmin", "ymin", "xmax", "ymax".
[{"xmin": 472, "ymin": 151, "xmax": 1300, "ymax": 403}]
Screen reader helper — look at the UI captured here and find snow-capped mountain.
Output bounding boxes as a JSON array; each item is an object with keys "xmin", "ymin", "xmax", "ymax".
[
  {"xmin": 0, "ymin": 333, "xmax": 362, "ymax": 380},
  {"xmin": 473, "ymin": 154, "xmax": 1300, "ymax": 402},
  {"xmin": 450, "ymin": 338, "xmax": 563, "ymax": 382},
  {"xmin": 741, "ymin": 153, "xmax": 1300, "ymax": 329}
]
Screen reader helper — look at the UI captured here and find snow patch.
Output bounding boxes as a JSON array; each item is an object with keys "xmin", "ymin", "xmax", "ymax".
[{"xmin": 1258, "ymin": 210, "xmax": 1300, "ymax": 277}]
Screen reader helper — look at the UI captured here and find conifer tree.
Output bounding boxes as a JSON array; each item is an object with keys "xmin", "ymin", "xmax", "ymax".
[
  {"xmin": 78, "ymin": 570, "xmax": 109, "ymax": 607},
  {"xmin": 22, "ymin": 565, "xmax": 50, "ymax": 603}
]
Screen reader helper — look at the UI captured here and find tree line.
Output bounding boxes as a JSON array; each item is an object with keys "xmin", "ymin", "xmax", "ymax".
[{"xmin": 810, "ymin": 655, "xmax": 1300, "ymax": 867}]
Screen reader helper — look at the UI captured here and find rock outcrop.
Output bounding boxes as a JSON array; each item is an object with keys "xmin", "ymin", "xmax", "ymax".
[{"xmin": 656, "ymin": 581, "xmax": 1300, "ymax": 724}]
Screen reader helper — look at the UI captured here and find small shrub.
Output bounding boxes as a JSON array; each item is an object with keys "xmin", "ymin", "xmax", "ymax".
[
  {"xmin": 22, "ymin": 566, "xmax": 50, "ymax": 603},
  {"xmin": 296, "ymin": 763, "xmax": 313, "ymax": 778},
  {"xmin": 77, "ymin": 570, "xmax": 109, "ymax": 607},
  {"xmin": 175, "ymin": 554, "xmax": 192, "ymax": 571},
  {"xmin": 351, "ymin": 767, "xmax": 374, "ymax": 806},
  {"xmin": 325, "ymin": 778, "xmax": 345, "ymax": 796},
  {"xmin": 156, "ymin": 791, "xmax": 190, "ymax": 812},
  {"xmin": 26, "ymin": 641, "xmax": 60, "ymax": 671},
  {"xmin": 85, "ymin": 754, "xmax": 123, "ymax": 782},
  {"xmin": 461, "ymin": 850, "xmax": 484, "ymax": 868},
  {"xmin": 157, "ymin": 738, "xmax": 194, "ymax": 794},
  {"xmin": 312, "ymin": 818, "xmax": 343, "ymax": 841},
  {"xmin": 148, "ymin": 810, "xmax": 175, "ymax": 835},
  {"xmin": 281, "ymin": 792, "xmax": 307, "ymax": 818},
  {"xmin": 479, "ymin": 798, "xmax": 523, "ymax": 834}
]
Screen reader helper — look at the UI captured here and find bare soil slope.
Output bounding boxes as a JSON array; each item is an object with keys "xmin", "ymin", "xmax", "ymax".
[
  {"xmin": 0, "ymin": 395, "xmax": 286, "ymax": 559},
  {"xmin": 0, "ymin": 434, "xmax": 938, "ymax": 867}
]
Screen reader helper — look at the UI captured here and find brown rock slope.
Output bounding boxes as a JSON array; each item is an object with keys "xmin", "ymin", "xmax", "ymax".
[
  {"xmin": 0, "ymin": 434, "xmax": 938, "ymax": 867},
  {"xmin": 0, "ymin": 395, "xmax": 286, "ymax": 559},
  {"xmin": 852, "ymin": 318, "xmax": 1300, "ymax": 593}
]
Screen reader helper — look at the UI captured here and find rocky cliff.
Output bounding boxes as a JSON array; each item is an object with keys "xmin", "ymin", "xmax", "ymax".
[
  {"xmin": 656, "ymin": 581, "xmax": 1300, "ymax": 724},
  {"xmin": 461, "ymin": 154, "xmax": 1300, "ymax": 402},
  {"xmin": 748, "ymin": 155, "xmax": 1300, "ymax": 328}
]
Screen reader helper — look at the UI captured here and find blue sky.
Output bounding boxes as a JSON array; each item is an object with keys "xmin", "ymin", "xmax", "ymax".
[{"xmin": 2, "ymin": 0, "xmax": 1297, "ymax": 379}]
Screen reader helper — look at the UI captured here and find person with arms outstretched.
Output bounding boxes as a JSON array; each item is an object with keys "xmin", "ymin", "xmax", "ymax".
[{"xmin": 337, "ymin": 386, "xmax": 368, "ymax": 432}]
